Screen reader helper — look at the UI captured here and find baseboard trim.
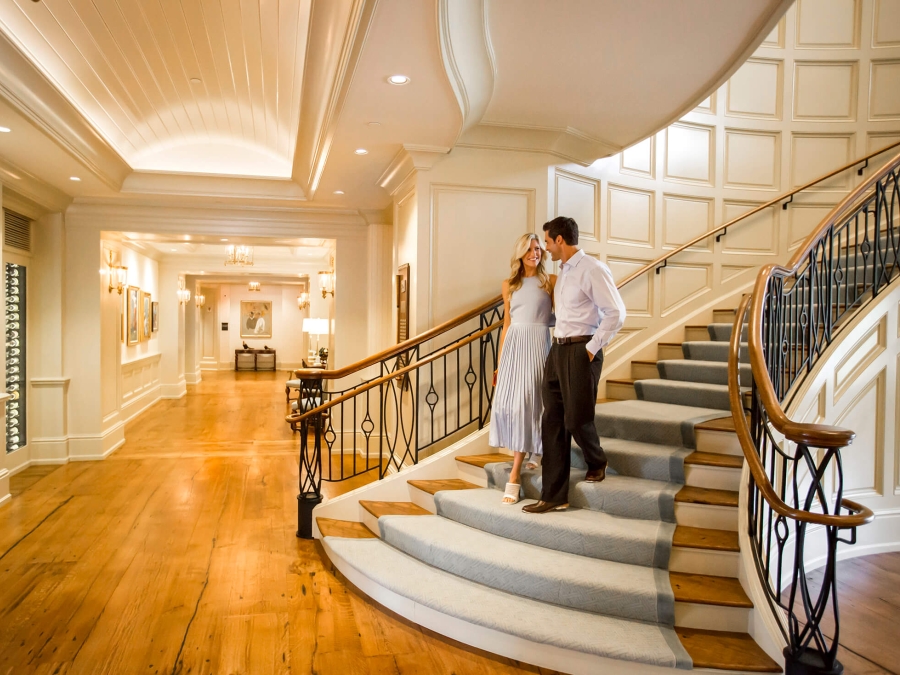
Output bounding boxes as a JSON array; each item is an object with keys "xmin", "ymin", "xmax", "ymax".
[
  {"xmin": 161, "ymin": 380, "xmax": 187, "ymax": 399},
  {"xmin": 30, "ymin": 438, "xmax": 69, "ymax": 463},
  {"xmin": 121, "ymin": 384, "xmax": 162, "ymax": 424},
  {"xmin": 68, "ymin": 422, "xmax": 125, "ymax": 461},
  {"xmin": 185, "ymin": 370, "xmax": 203, "ymax": 385}
]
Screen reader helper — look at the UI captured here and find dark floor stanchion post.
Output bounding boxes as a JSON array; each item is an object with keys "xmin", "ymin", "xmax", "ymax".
[{"xmin": 296, "ymin": 415, "xmax": 324, "ymax": 539}]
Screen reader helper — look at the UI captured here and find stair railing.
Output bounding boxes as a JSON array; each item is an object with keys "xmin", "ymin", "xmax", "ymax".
[
  {"xmin": 288, "ymin": 142, "xmax": 899, "ymax": 540},
  {"xmin": 726, "ymin": 151, "xmax": 900, "ymax": 673}
]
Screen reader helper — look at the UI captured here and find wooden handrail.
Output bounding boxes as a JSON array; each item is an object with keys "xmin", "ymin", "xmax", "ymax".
[
  {"xmin": 747, "ymin": 148, "xmax": 900, "ymax": 448},
  {"xmin": 617, "ymin": 139, "xmax": 900, "ymax": 288},
  {"xmin": 297, "ymin": 141, "xmax": 900, "ymax": 384},
  {"xmin": 286, "ymin": 321, "xmax": 502, "ymax": 423},
  {"xmin": 728, "ymin": 295, "xmax": 874, "ymax": 528}
]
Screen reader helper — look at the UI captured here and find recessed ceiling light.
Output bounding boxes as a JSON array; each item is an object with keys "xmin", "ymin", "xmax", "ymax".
[
  {"xmin": 367, "ymin": 121, "xmax": 381, "ymax": 127},
  {"xmin": 333, "ymin": 190, "xmax": 345, "ymax": 195},
  {"xmin": 354, "ymin": 148, "xmax": 368, "ymax": 155},
  {"xmin": 0, "ymin": 126, "xmax": 10, "ymax": 133},
  {"xmin": 221, "ymin": 238, "xmax": 228, "ymax": 242},
  {"xmin": 387, "ymin": 75, "xmax": 410, "ymax": 85},
  {"xmin": 171, "ymin": 248, "xmax": 177, "ymax": 252},
  {"xmin": 190, "ymin": 77, "xmax": 202, "ymax": 85},
  {"xmin": 70, "ymin": 176, "xmax": 81, "ymax": 181}
]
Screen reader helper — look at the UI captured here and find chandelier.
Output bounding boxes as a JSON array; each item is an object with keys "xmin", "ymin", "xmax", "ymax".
[{"xmin": 225, "ymin": 244, "xmax": 253, "ymax": 267}]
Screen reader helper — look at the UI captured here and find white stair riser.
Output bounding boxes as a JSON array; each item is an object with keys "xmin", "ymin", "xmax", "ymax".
[
  {"xmin": 669, "ymin": 547, "xmax": 739, "ymax": 578},
  {"xmin": 684, "ymin": 465, "xmax": 742, "ymax": 491},
  {"xmin": 456, "ymin": 462, "xmax": 490, "ymax": 487},
  {"xmin": 675, "ymin": 503, "xmax": 738, "ymax": 531},
  {"xmin": 713, "ymin": 310, "xmax": 737, "ymax": 323},
  {"xmin": 360, "ymin": 507, "xmax": 382, "ymax": 536},
  {"xmin": 606, "ymin": 381, "xmax": 637, "ymax": 400},
  {"xmin": 657, "ymin": 345, "xmax": 683, "ymax": 360},
  {"xmin": 695, "ymin": 430, "xmax": 743, "ymax": 456},
  {"xmin": 631, "ymin": 363, "xmax": 659, "ymax": 380},
  {"xmin": 408, "ymin": 485, "xmax": 437, "ymax": 512},
  {"xmin": 684, "ymin": 326, "xmax": 709, "ymax": 341},
  {"xmin": 674, "ymin": 602, "xmax": 749, "ymax": 633}
]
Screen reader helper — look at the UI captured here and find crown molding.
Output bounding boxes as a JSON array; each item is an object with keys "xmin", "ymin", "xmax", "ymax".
[
  {"xmin": 0, "ymin": 155, "xmax": 72, "ymax": 213},
  {"xmin": 457, "ymin": 123, "xmax": 621, "ymax": 166},
  {"xmin": 377, "ymin": 144, "xmax": 450, "ymax": 196},
  {"xmin": 121, "ymin": 172, "xmax": 307, "ymax": 202},
  {"xmin": 292, "ymin": 0, "xmax": 379, "ymax": 199},
  {"xmin": 0, "ymin": 31, "xmax": 131, "ymax": 191}
]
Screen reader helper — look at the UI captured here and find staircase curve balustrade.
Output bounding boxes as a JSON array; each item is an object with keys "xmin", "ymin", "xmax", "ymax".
[
  {"xmin": 287, "ymin": 140, "xmax": 899, "ymax": 542},
  {"xmin": 726, "ymin": 151, "xmax": 900, "ymax": 673}
]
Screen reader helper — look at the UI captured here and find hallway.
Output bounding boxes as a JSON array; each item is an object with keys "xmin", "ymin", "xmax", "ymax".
[{"xmin": 0, "ymin": 372, "xmax": 550, "ymax": 675}]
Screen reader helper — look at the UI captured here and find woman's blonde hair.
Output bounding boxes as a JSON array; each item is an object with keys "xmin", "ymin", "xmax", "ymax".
[{"xmin": 507, "ymin": 233, "xmax": 551, "ymax": 294}]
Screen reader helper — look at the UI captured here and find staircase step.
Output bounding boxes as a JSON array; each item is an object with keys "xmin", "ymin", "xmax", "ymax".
[
  {"xmin": 673, "ymin": 526, "xmax": 740, "ymax": 552},
  {"xmin": 574, "ymin": 436, "xmax": 690, "ymax": 482},
  {"xmin": 658, "ymin": 342, "xmax": 684, "ymax": 360},
  {"xmin": 324, "ymin": 536, "xmax": 694, "ymax": 669},
  {"xmin": 670, "ymin": 572, "xmax": 752, "ymax": 608},
  {"xmin": 683, "ymin": 341, "xmax": 748, "ymax": 362},
  {"xmin": 677, "ymin": 627, "xmax": 781, "ymax": 672},
  {"xmin": 683, "ymin": 451, "xmax": 743, "ymax": 491},
  {"xmin": 675, "ymin": 486, "xmax": 740, "ymax": 531},
  {"xmin": 631, "ymin": 359, "xmax": 659, "ymax": 380},
  {"xmin": 685, "ymin": 325, "xmax": 710, "ymax": 341},
  {"xmin": 434, "ymin": 488, "xmax": 674, "ymax": 568},
  {"xmin": 712, "ymin": 308, "xmax": 738, "ymax": 323},
  {"xmin": 675, "ymin": 486, "xmax": 739, "ymax": 508},
  {"xmin": 685, "ymin": 451, "xmax": 743, "ymax": 470},
  {"xmin": 455, "ymin": 453, "xmax": 512, "ymax": 468},
  {"xmin": 408, "ymin": 478, "xmax": 480, "ymax": 495},
  {"xmin": 635, "ymin": 379, "xmax": 744, "ymax": 411},
  {"xmin": 606, "ymin": 377, "xmax": 637, "ymax": 400},
  {"xmin": 317, "ymin": 518, "xmax": 377, "ymax": 539},
  {"xmin": 657, "ymin": 359, "xmax": 751, "ymax": 386},
  {"xmin": 695, "ymin": 415, "xmax": 744, "ymax": 456},
  {"xmin": 593, "ymin": 399, "xmax": 730, "ymax": 448},
  {"xmin": 707, "ymin": 323, "xmax": 749, "ymax": 342},
  {"xmin": 360, "ymin": 500, "xmax": 430, "ymax": 517}
]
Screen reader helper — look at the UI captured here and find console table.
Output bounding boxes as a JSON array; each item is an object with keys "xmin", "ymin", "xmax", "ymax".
[{"xmin": 234, "ymin": 348, "xmax": 276, "ymax": 371}]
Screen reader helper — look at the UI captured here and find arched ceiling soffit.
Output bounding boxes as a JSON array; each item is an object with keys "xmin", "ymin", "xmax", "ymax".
[{"xmin": 441, "ymin": 0, "xmax": 794, "ymax": 166}]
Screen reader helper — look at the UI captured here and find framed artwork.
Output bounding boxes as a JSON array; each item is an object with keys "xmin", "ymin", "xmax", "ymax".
[
  {"xmin": 151, "ymin": 301, "xmax": 159, "ymax": 333},
  {"xmin": 142, "ymin": 292, "xmax": 151, "ymax": 341},
  {"xmin": 126, "ymin": 286, "xmax": 140, "ymax": 345},
  {"xmin": 240, "ymin": 300, "xmax": 272, "ymax": 338}
]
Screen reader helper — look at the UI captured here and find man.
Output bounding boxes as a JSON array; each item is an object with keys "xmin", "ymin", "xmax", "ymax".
[{"xmin": 523, "ymin": 216, "xmax": 626, "ymax": 514}]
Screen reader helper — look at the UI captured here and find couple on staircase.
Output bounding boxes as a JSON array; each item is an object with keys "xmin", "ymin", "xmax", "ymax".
[{"xmin": 491, "ymin": 216, "xmax": 626, "ymax": 512}]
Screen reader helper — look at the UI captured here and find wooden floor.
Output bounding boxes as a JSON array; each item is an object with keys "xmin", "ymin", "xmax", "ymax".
[{"xmin": 0, "ymin": 371, "xmax": 555, "ymax": 675}]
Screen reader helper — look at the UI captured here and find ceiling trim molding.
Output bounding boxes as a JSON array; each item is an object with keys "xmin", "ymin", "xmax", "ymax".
[
  {"xmin": 67, "ymin": 201, "xmax": 370, "ymax": 239},
  {"xmin": 292, "ymin": 0, "xmax": 379, "ymax": 199},
  {"xmin": 0, "ymin": 156, "xmax": 72, "ymax": 213},
  {"xmin": 121, "ymin": 172, "xmax": 308, "ymax": 202},
  {"xmin": 437, "ymin": 0, "xmax": 495, "ymax": 140},
  {"xmin": 457, "ymin": 123, "xmax": 621, "ymax": 167},
  {"xmin": 377, "ymin": 144, "xmax": 450, "ymax": 196},
  {"xmin": 0, "ymin": 31, "xmax": 131, "ymax": 191}
]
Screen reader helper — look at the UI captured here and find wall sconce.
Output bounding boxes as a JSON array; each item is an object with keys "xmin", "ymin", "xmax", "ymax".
[
  {"xmin": 106, "ymin": 249, "xmax": 127, "ymax": 294},
  {"xmin": 297, "ymin": 291, "xmax": 310, "ymax": 310},
  {"xmin": 248, "ymin": 281, "xmax": 261, "ymax": 292},
  {"xmin": 195, "ymin": 293, "xmax": 206, "ymax": 308},
  {"xmin": 177, "ymin": 278, "xmax": 191, "ymax": 305},
  {"xmin": 318, "ymin": 270, "xmax": 334, "ymax": 298}
]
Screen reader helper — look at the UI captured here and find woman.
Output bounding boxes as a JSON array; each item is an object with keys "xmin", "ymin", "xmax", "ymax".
[{"xmin": 490, "ymin": 233, "xmax": 555, "ymax": 504}]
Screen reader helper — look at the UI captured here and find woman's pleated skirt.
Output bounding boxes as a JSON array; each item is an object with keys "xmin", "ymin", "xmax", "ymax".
[{"xmin": 489, "ymin": 323, "xmax": 551, "ymax": 455}]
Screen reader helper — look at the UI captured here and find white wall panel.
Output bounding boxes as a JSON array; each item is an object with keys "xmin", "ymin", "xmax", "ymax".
[
  {"xmin": 607, "ymin": 185, "xmax": 654, "ymax": 248},
  {"xmin": 665, "ymin": 123, "xmax": 714, "ymax": 185},
  {"xmin": 722, "ymin": 202, "xmax": 778, "ymax": 254},
  {"xmin": 621, "ymin": 136, "xmax": 654, "ymax": 177},
  {"xmin": 660, "ymin": 264, "xmax": 710, "ymax": 315},
  {"xmin": 724, "ymin": 129, "xmax": 780, "ymax": 189},
  {"xmin": 607, "ymin": 257, "xmax": 651, "ymax": 317},
  {"xmin": 555, "ymin": 170, "xmax": 598, "ymax": 241},
  {"xmin": 762, "ymin": 18, "xmax": 785, "ymax": 47},
  {"xmin": 869, "ymin": 60, "xmax": 900, "ymax": 119},
  {"xmin": 791, "ymin": 134, "xmax": 854, "ymax": 189},
  {"xmin": 835, "ymin": 371, "xmax": 885, "ymax": 496},
  {"xmin": 789, "ymin": 204, "xmax": 836, "ymax": 249},
  {"xmin": 796, "ymin": 0, "xmax": 860, "ymax": 48},
  {"xmin": 727, "ymin": 58, "xmax": 783, "ymax": 119},
  {"xmin": 663, "ymin": 195, "xmax": 713, "ymax": 250},
  {"xmin": 793, "ymin": 61, "xmax": 858, "ymax": 120},
  {"xmin": 873, "ymin": 0, "xmax": 900, "ymax": 47},
  {"xmin": 834, "ymin": 317, "xmax": 886, "ymax": 401}
]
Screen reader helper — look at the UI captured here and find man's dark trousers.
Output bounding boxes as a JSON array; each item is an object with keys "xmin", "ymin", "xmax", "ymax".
[{"xmin": 540, "ymin": 342, "xmax": 607, "ymax": 504}]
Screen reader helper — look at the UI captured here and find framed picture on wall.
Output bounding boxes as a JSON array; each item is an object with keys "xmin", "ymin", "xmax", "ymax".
[
  {"xmin": 240, "ymin": 300, "xmax": 272, "ymax": 338},
  {"xmin": 126, "ymin": 286, "xmax": 140, "ymax": 346},
  {"xmin": 142, "ymin": 292, "xmax": 152, "ymax": 341},
  {"xmin": 151, "ymin": 302, "xmax": 159, "ymax": 333}
]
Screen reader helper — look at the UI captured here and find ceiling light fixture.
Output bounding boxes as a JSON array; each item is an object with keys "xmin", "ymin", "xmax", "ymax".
[
  {"xmin": 354, "ymin": 148, "xmax": 368, "ymax": 155},
  {"xmin": 387, "ymin": 75, "xmax": 410, "ymax": 85},
  {"xmin": 225, "ymin": 244, "xmax": 253, "ymax": 267},
  {"xmin": 221, "ymin": 238, "xmax": 228, "ymax": 242},
  {"xmin": 367, "ymin": 121, "xmax": 381, "ymax": 127},
  {"xmin": 70, "ymin": 176, "xmax": 81, "ymax": 181},
  {"xmin": 0, "ymin": 126, "xmax": 10, "ymax": 133},
  {"xmin": 333, "ymin": 190, "xmax": 345, "ymax": 195}
]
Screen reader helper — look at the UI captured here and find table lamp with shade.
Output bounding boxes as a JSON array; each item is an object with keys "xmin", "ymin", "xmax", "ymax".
[{"xmin": 302, "ymin": 317, "xmax": 329, "ymax": 364}]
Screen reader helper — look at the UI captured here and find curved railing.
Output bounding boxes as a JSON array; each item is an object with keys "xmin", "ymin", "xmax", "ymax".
[
  {"xmin": 288, "ymin": 141, "xmax": 900, "ymax": 539},
  {"xmin": 727, "ymin": 150, "xmax": 900, "ymax": 673}
]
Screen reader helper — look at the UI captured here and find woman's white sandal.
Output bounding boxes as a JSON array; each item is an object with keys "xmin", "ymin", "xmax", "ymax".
[{"xmin": 502, "ymin": 482, "xmax": 521, "ymax": 504}]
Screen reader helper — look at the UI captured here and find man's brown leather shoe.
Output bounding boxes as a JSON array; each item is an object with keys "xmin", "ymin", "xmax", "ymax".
[
  {"xmin": 522, "ymin": 500, "xmax": 568, "ymax": 514},
  {"xmin": 585, "ymin": 465, "xmax": 607, "ymax": 483}
]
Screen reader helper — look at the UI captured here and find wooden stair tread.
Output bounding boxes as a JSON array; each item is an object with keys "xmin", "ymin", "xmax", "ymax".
[
  {"xmin": 407, "ymin": 479, "xmax": 480, "ymax": 495},
  {"xmin": 675, "ymin": 485, "xmax": 739, "ymax": 508},
  {"xmin": 695, "ymin": 416, "xmax": 738, "ymax": 432},
  {"xmin": 606, "ymin": 377, "xmax": 636, "ymax": 385},
  {"xmin": 455, "ymin": 453, "xmax": 512, "ymax": 468},
  {"xmin": 673, "ymin": 526, "xmax": 740, "ymax": 552},
  {"xmin": 670, "ymin": 572, "xmax": 753, "ymax": 608},
  {"xmin": 684, "ymin": 451, "xmax": 743, "ymax": 469},
  {"xmin": 360, "ymin": 501, "xmax": 431, "ymax": 518},
  {"xmin": 317, "ymin": 518, "xmax": 377, "ymax": 539},
  {"xmin": 658, "ymin": 341, "xmax": 683, "ymax": 347},
  {"xmin": 631, "ymin": 359, "xmax": 658, "ymax": 365},
  {"xmin": 677, "ymin": 627, "xmax": 781, "ymax": 672}
]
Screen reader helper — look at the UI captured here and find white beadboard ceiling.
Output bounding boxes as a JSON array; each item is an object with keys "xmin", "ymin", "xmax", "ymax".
[{"xmin": 0, "ymin": 0, "xmax": 311, "ymax": 178}]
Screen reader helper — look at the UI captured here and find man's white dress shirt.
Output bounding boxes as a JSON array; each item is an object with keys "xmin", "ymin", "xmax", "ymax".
[{"xmin": 554, "ymin": 249, "xmax": 627, "ymax": 356}]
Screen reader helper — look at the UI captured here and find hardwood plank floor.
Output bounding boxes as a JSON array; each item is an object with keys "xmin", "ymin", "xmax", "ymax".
[{"xmin": 1, "ymin": 371, "xmax": 555, "ymax": 675}]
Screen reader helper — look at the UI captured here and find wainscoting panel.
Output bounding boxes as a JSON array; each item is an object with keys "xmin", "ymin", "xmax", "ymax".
[
  {"xmin": 607, "ymin": 184, "xmax": 654, "ymax": 248},
  {"xmin": 791, "ymin": 133, "xmax": 855, "ymax": 189},
  {"xmin": 721, "ymin": 202, "xmax": 778, "ymax": 255},
  {"xmin": 869, "ymin": 59, "xmax": 900, "ymax": 120},
  {"xmin": 665, "ymin": 122, "xmax": 714, "ymax": 185},
  {"xmin": 620, "ymin": 136, "xmax": 654, "ymax": 177},
  {"xmin": 662, "ymin": 194, "xmax": 713, "ymax": 250},
  {"xmin": 555, "ymin": 170, "xmax": 598, "ymax": 241},
  {"xmin": 121, "ymin": 353, "xmax": 162, "ymax": 423},
  {"xmin": 795, "ymin": 0, "xmax": 860, "ymax": 49},
  {"xmin": 793, "ymin": 61, "xmax": 859, "ymax": 121},
  {"xmin": 726, "ymin": 58, "xmax": 783, "ymax": 119},
  {"xmin": 724, "ymin": 129, "xmax": 781, "ymax": 189}
]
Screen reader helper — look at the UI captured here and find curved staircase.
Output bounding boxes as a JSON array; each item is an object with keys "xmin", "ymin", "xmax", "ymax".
[{"xmin": 315, "ymin": 308, "xmax": 782, "ymax": 673}]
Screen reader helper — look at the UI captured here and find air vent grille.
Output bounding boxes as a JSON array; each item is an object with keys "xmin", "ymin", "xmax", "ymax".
[{"xmin": 3, "ymin": 209, "xmax": 30, "ymax": 252}]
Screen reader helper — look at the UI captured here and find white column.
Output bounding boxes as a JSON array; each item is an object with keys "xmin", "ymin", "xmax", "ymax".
[
  {"xmin": 366, "ymin": 220, "xmax": 393, "ymax": 356},
  {"xmin": 158, "ymin": 264, "xmax": 186, "ymax": 399},
  {"xmin": 183, "ymin": 275, "xmax": 202, "ymax": 384}
]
